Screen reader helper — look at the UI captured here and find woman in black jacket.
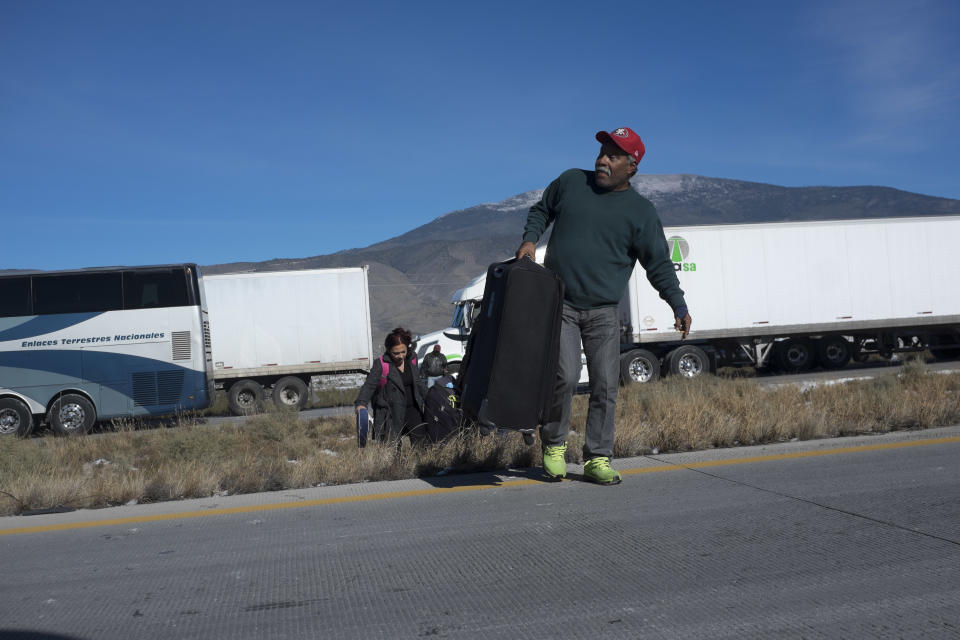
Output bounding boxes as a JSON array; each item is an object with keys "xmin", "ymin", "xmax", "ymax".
[{"xmin": 355, "ymin": 327, "xmax": 427, "ymax": 446}]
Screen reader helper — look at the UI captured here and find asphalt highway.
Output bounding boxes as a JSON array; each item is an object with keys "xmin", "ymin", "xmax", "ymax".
[{"xmin": 2, "ymin": 426, "xmax": 958, "ymax": 639}]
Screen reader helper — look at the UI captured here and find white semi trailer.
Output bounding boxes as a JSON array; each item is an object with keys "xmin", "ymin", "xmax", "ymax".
[
  {"xmin": 203, "ymin": 268, "xmax": 374, "ymax": 414},
  {"xmin": 417, "ymin": 216, "xmax": 960, "ymax": 384}
]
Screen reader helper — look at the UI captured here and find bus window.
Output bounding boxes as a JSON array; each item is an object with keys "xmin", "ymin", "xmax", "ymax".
[
  {"xmin": 33, "ymin": 272, "xmax": 123, "ymax": 315},
  {"xmin": 0, "ymin": 277, "xmax": 31, "ymax": 318},
  {"xmin": 123, "ymin": 268, "xmax": 190, "ymax": 309}
]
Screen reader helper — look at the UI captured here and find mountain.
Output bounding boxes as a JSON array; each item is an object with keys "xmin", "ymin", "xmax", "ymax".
[{"xmin": 206, "ymin": 173, "xmax": 960, "ymax": 343}]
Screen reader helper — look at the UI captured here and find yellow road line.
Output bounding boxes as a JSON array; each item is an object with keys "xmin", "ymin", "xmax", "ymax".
[{"xmin": 2, "ymin": 435, "xmax": 958, "ymax": 537}]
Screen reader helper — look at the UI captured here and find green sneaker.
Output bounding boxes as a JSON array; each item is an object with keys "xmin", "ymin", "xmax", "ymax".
[
  {"xmin": 542, "ymin": 444, "xmax": 567, "ymax": 480},
  {"xmin": 583, "ymin": 457, "xmax": 622, "ymax": 485}
]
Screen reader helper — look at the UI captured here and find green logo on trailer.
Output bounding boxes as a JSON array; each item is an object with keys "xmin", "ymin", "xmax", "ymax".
[{"xmin": 667, "ymin": 236, "xmax": 696, "ymax": 272}]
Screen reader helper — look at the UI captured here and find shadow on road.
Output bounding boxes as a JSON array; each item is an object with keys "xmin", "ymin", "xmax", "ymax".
[
  {"xmin": 0, "ymin": 631, "xmax": 89, "ymax": 640},
  {"xmin": 417, "ymin": 467, "xmax": 610, "ymax": 488},
  {"xmin": 417, "ymin": 466, "xmax": 551, "ymax": 489}
]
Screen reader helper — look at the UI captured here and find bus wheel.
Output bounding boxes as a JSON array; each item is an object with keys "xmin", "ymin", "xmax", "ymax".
[
  {"xmin": 0, "ymin": 398, "xmax": 33, "ymax": 437},
  {"xmin": 620, "ymin": 349, "xmax": 661, "ymax": 385},
  {"xmin": 48, "ymin": 394, "xmax": 96, "ymax": 436},
  {"xmin": 273, "ymin": 377, "xmax": 308, "ymax": 410},
  {"xmin": 228, "ymin": 380, "xmax": 264, "ymax": 415},
  {"xmin": 667, "ymin": 345, "xmax": 709, "ymax": 379}
]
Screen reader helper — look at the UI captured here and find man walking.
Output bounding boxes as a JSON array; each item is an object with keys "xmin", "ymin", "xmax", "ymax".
[{"xmin": 516, "ymin": 127, "xmax": 692, "ymax": 484}]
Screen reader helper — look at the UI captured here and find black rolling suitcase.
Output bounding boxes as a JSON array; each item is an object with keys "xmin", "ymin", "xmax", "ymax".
[{"xmin": 458, "ymin": 257, "xmax": 564, "ymax": 442}]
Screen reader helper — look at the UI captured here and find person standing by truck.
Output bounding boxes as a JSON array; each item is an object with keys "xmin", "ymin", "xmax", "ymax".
[
  {"xmin": 355, "ymin": 327, "xmax": 428, "ymax": 447},
  {"xmin": 516, "ymin": 127, "xmax": 692, "ymax": 484},
  {"xmin": 420, "ymin": 344, "xmax": 448, "ymax": 388}
]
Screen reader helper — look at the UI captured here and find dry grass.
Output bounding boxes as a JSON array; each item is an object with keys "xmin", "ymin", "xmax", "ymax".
[
  {"xmin": 310, "ymin": 387, "xmax": 358, "ymax": 409},
  {"xmin": 2, "ymin": 360, "xmax": 958, "ymax": 516},
  {"xmin": 200, "ymin": 391, "xmax": 231, "ymax": 416}
]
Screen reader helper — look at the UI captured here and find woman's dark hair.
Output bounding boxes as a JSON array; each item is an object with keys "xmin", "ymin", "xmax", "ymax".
[{"xmin": 384, "ymin": 327, "xmax": 413, "ymax": 351}]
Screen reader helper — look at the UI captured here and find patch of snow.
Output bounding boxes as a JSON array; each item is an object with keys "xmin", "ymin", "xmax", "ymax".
[
  {"xmin": 631, "ymin": 174, "xmax": 696, "ymax": 197},
  {"xmin": 762, "ymin": 375, "xmax": 877, "ymax": 392},
  {"xmin": 455, "ymin": 172, "xmax": 712, "ymax": 216},
  {"xmin": 313, "ymin": 373, "xmax": 365, "ymax": 390},
  {"xmin": 480, "ymin": 189, "xmax": 545, "ymax": 212},
  {"xmin": 321, "ymin": 449, "xmax": 339, "ymax": 457},
  {"xmin": 93, "ymin": 458, "xmax": 110, "ymax": 466}
]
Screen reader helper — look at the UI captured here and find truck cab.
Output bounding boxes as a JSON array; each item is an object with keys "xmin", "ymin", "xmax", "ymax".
[{"xmin": 415, "ymin": 281, "xmax": 484, "ymax": 372}]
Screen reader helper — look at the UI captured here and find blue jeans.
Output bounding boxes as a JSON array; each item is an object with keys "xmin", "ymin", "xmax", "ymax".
[{"xmin": 540, "ymin": 304, "xmax": 620, "ymax": 459}]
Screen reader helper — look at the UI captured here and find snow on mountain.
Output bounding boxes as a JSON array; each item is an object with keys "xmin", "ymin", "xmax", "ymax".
[
  {"xmin": 480, "ymin": 189, "xmax": 545, "ymax": 212},
  {"xmin": 474, "ymin": 174, "xmax": 719, "ymax": 213},
  {"xmin": 631, "ymin": 174, "xmax": 694, "ymax": 196}
]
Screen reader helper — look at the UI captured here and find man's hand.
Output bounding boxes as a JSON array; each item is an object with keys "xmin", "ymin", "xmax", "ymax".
[
  {"xmin": 674, "ymin": 313, "xmax": 692, "ymax": 339},
  {"xmin": 515, "ymin": 241, "xmax": 536, "ymax": 261},
  {"xmin": 355, "ymin": 404, "xmax": 365, "ymax": 414}
]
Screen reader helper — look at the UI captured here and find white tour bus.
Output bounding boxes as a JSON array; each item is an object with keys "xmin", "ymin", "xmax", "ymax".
[{"xmin": 0, "ymin": 264, "xmax": 214, "ymax": 436}]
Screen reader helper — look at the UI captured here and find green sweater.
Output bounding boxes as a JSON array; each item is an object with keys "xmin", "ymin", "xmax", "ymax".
[{"xmin": 523, "ymin": 169, "xmax": 686, "ymax": 311}]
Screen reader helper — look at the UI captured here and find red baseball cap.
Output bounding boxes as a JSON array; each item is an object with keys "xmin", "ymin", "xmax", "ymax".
[{"xmin": 595, "ymin": 127, "xmax": 645, "ymax": 164}]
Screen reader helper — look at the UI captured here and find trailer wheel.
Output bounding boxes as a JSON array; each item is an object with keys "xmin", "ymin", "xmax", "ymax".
[
  {"xmin": 929, "ymin": 334, "xmax": 960, "ymax": 361},
  {"xmin": 273, "ymin": 376, "xmax": 309, "ymax": 410},
  {"xmin": 817, "ymin": 337, "xmax": 851, "ymax": 370},
  {"xmin": 48, "ymin": 394, "xmax": 96, "ymax": 436},
  {"xmin": 775, "ymin": 339, "xmax": 815, "ymax": 372},
  {"xmin": 0, "ymin": 398, "xmax": 33, "ymax": 437},
  {"xmin": 228, "ymin": 380, "xmax": 264, "ymax": 415},
  {"xmin": 667, "ymin": 345, "xmax": 708, "ymax": 379},
  {"xmin": 620, "ymin": 349, "xmax": 660, "ymax": 385}
]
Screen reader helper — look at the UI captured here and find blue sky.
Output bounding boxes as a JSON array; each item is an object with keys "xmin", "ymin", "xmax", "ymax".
[{"xmin": 2, "ymin": 0, "xmax": 958, "ymax": 270}]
